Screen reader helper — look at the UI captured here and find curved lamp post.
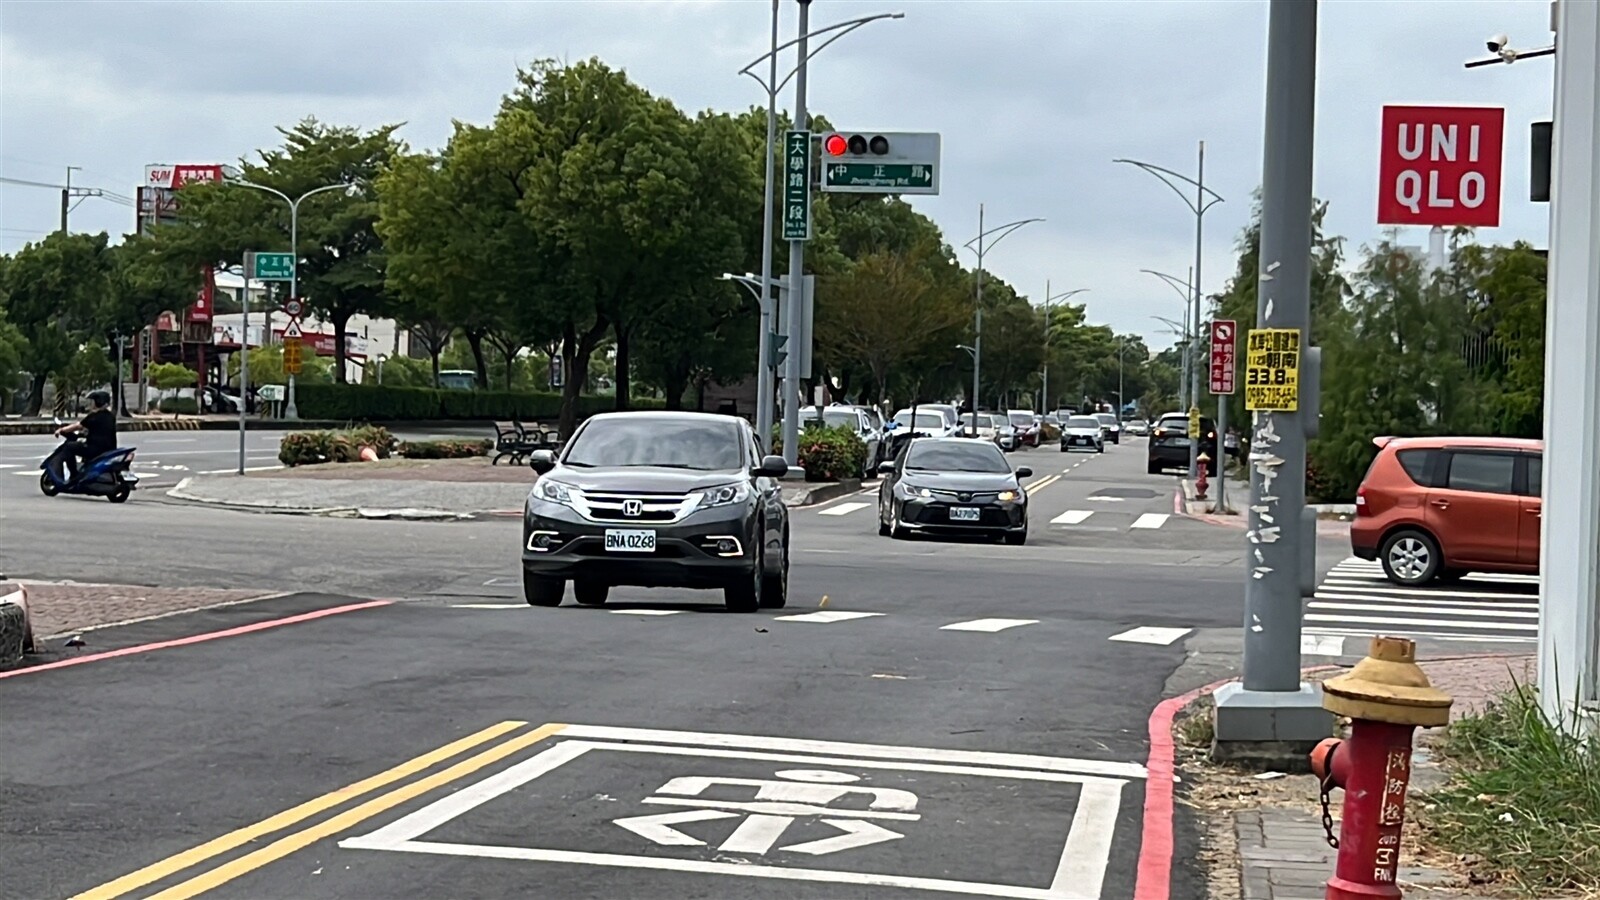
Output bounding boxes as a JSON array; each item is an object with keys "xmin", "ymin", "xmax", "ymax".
[
  {"xmin": 961, "ymin": 207, "xmax": 1044, "ymax": 436},
  {"xmin": 1041, "ymin": 283, "xmax": 1088, "ymax": 413}
]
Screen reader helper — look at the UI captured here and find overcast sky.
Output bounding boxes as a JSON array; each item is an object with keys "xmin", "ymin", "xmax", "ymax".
[{"xmin": 0, "ymin": 0, "xmax": 1558, "ymax": 349}]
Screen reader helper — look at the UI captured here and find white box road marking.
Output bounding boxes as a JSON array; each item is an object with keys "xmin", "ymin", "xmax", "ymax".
[
  {"xmin": 609, "ymin": 609, "xmax": 686, "ymax": 616},
  {"xmin": 819, "ymin": 502, "xmax": 870, "ymax": 517},
  {"xmin": 1050, "ymin": 510, "xmax": 1094, "ymax": 525},
  {"xmin": 1300, "ymin": 634, "xmax": 1346, "ymax": 657},
  {"xmin": 1107, "ymin": 626, "xmax": 1192, "ymax": 646},
  {"xmin": 1129, "ymin": 513, "xmax": 1169, "ymax": 529},
  {"xmin": 773, "ymin": 611, "xmax": 885, "ymax": 624},
  {"xmin": 940, "ymin": 618, "xmax": 1040, "ymax": 633}
]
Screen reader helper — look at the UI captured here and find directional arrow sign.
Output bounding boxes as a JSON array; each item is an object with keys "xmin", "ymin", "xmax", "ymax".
[
  {"xmin": 614, "ymin": 810, "xmax": 735, "ymax": 846},
  {"xmin": 781, "ymin": 819, "xmax": 904, "ymax": 855}
]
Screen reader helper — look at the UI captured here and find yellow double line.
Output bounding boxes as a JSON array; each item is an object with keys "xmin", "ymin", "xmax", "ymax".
[
  {"xmin": 1025, "ymin": 473, "xmax": 1062, "ymax": 495},
  {"xmin": 74, "ymin": 721, "xmax": 567, "ymax": 900}
]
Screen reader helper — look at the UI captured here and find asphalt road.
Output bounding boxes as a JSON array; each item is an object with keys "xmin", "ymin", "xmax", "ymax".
[{"xmin": 0, "ymin": 436, "xmax": 1487, "ymax": 899}]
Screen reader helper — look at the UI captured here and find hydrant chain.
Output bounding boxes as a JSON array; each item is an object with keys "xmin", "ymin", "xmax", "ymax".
[{"xmin": 1318, "ymin": 775, "xmax": 1340, "ymax": 849}]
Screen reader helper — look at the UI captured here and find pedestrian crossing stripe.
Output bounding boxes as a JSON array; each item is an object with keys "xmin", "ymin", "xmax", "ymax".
[
  {"xmin": 816, "ymin": 503, "xmax": 1180, "ymax": 531},
  {"xmin": 818, "ymin": 502, "xmax": 870, "ymax": 517},
  {"xmin": 1050, "ymin": 510, "xmax": 1094, "ymax": 525},
  {"xmin": 1305, "ymin": 556, "xmax": 1540, "ymax": 644}
]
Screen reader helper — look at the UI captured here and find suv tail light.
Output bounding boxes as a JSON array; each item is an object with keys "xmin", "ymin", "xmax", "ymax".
[{"xmin": 1355, "ymin": 485, "xmax": 1369, "ymax": 515}]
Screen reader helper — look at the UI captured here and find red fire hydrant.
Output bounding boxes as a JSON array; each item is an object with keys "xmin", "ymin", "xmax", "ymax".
[
  {"xmin": 1310, "ymin": 636, "xmax": 1453, "ymax": 899},
  {"xmin": 1194, "ymin": 453, "xmax": 1210, "ymax": 499}
]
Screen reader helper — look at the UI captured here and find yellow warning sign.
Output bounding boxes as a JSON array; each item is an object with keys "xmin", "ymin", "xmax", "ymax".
[{"xmin": 1244, "ymin": 328, "xmax": 1301, "ymax": 411}]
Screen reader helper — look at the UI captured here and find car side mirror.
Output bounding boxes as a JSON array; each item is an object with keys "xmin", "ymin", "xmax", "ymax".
[
  {"xmin": 1015, "ymin": 466, "xmax": 1033, "ymax": 479},
  {"xmin": 528, "ymin": 449, "xmax": 556, "ymax": 475},
  {"xmin": 755, "ymin": 455, "xmax": 789, "ymax": 478},
  {"xmin": 876, "ymin": 460, "xmax": 897, "ymax": 476}
]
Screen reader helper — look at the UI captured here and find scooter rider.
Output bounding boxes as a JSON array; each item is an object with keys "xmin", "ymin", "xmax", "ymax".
[{"xmin": 54, "ymin": 390, "xmax": 117, "ymax": 479}]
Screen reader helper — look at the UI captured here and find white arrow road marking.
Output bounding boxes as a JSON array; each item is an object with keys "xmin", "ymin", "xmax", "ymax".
[
  {"xmin": 614, "ymin": 810, "xmax": 736, "ymax": 846},
  {"xmin": 717, "ymin": 814, "xmax": 794, "ymax": 854},
  {"xmin": 1051, "ymin": 510, "xmax": 1094, "ymax": 525},
  {"xmin": 780, "ymin": 818, "xmax": 904, "ymax": 856}
]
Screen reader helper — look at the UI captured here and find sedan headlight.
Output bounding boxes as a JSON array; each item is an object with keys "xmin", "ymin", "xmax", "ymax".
[
  {"xmin": 535, "ymin": 479, "xmax": 576, "ymax": 506},
  {"xmin": 997, "ymin": 489, "xmax": 1020, "ymax": 502},
  {"xmin": 697, "ymin": 482, "xmax": 752, "ymax": 510}
]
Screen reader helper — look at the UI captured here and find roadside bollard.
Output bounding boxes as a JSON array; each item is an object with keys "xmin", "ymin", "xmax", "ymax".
[
  {"xmin": 1194, "ymin": 453, "xmax": 1210, "ymax": 499},
  {"xmin": 1309, "ymin": 636, "xmax": 1453, "ymax": 900}
]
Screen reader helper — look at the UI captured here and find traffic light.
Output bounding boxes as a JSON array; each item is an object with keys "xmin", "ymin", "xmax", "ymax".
[
  {"xmin": 823, "ymin": 133, "xmax": 891, "ymax": 158},
  {"xmin": 769, "ymin": 332, "xmax": 789, "ymax": 369}
]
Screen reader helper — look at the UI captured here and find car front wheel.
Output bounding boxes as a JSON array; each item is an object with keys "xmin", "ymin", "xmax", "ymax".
[
  {"xmin": 725, "ymin": 545, "xmax": 762, "ymax": 613},
  {"xmin": 761, "ymin": 530, "xmax": 789, "ymax": 609},
  {"xmin": 523, "ymin": 572, "xmax": 564, "ymax": 607},
  {"xmin": 1380, "ymin": 530, "xmax": 1441, "ymax": 585}
]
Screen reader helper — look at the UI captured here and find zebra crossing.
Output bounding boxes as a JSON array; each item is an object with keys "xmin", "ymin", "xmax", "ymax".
[
  {"xmin": 810, "ymin": 499, "xmax": 1180, "ymax": 531},
  {"xmin": 1304, "ymin": 557, "xmax": 1539, "ymax": 645}
]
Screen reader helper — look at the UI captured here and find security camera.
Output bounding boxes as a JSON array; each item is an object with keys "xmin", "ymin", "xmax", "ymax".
[{"xmin": 1486, "ymin": 33, "xmax": 1509, "ymax": 52}]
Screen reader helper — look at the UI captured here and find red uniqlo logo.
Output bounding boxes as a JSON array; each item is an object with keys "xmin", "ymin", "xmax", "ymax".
[
  {"xmin": 1376, "ymin": 105, "xmax": 1504, "ymax": 228},
  {"xmin": 1209, "ymin": 320, "xmax": 1236, "ymax": 395}
]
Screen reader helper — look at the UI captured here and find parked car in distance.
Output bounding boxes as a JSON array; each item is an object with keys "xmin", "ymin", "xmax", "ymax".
[
  {"xmin": 877, "ymin": 437, "xmax": 1032, "ymax": 545},
  {"xmin": 799, "ymin": 406, "xmax": 880, "ymax": 478},
  {"xmin": 1351, "ymin": 436, "xmax": 1542, "ymax": 586},
  {"xmin": 847, "ymin": 404, "xmax": 891, "ymax": 465},
  {"xmin": 1123, "ymin": 419, "xmax": 1150, "ymax": 437},
  {"xmin": 893, "ymin": 407, "xmax": 961, "ymax": 438},
  {"xmin": 1060, "ymin": 415, "xmax": 1105, "ymax": 453},
  {"xmin": 991, "ymin": 415, "xmax": 1020, "ymax": 451},
  {"xmin": 522, "ymin": 411, "xmax": 791, "ymax": 612},
  {"xmin": 1007, "ymin": 410, "xmax": 1040, "ymax": 447},
  {"xmin": 1148, "ymin": 412, "xmax": 1217, "ymax": 475},
  {"xmin": 961, "ymin": 412, "xmax": 1019, "ymax": 450},
  {"xmin": 1094, "ymin": 412, "xmax": 1122, "ymax": 444},
  {"xmin": 1037, "ymin": 414, "xmax": 1063, "ymax": 444}
]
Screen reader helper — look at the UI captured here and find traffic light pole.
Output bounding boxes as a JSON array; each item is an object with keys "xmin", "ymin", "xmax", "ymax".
[
  {"xmin": 1213, "ymin": 0, "xmax": 1332, "ymax": 757},
  {"xmin": 780, "ymin": 0, "xmax": 812, "ymax": 469}
]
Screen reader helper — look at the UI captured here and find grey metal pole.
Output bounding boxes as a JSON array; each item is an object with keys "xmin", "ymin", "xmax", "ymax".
[
  {"xmin": 754, "ymin": 0, "xmax": 779, "ymax": 450},
  {"xmin": 284, "ymin": 201, "xmax": 300, "ymax": 420},
  {"xmin": 239, "ymin": 255, "xmax": 251, "ymax": 474},
  {"xmin": 971, "ymin": 204, "xmax": 984, "ymax": 435},
  {"xmin": 1041, "ymin": 278, "xmax": 1050, "ymax": 415},
  {"xmin": 1189, "ymin": 141, "xmax": 1206, "ymax": 479},
  {"xmin": 780, "ymin": 0, "xmax": 811, "ymax": 468},
  {"xmin": 114, "ymin": 334, "xmax": 126, "ymax": 417},
  {"xmin": 1242, "ymin": 0, "xmax": 1317, "ymax": 693}
]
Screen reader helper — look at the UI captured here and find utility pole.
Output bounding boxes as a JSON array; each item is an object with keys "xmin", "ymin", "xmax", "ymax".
[
  {"xmin": 60, "ymin": 167, "xmax": 79, "ymax": 233},
  {"xmin": 780, "ymin": 0, "xmax": 813, "ymax": 469},
  {"xmin": 755, "ymin": 0, "xmax": 779, "ymax": 449},
  {"xmin": 972, "ymin": 204, "xmax": 985, "ymax": 433},
  {"xmin": 1213, "ymin": 0, "xmax": 1333, "ymax": 755}
]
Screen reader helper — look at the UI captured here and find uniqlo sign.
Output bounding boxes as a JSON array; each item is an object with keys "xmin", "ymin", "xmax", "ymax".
[
  {"xmin": 1377, "ymin": 105, "xmax": 1505, "ymax": 228},
  {"xmin": 1209, "ymin": 319, "xmax": 1236, "ymax": 395}
]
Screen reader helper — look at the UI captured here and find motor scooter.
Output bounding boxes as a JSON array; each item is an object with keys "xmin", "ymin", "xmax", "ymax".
[{"xmin": 39, "ymin": 432, "xmax": 139, "ymax": 503}]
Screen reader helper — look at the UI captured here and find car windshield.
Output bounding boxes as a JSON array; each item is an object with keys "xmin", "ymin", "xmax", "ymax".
[
  {"xmin": 564, "ymin": 418, "xmax": 744, "ymax": 470},
  {"xmin": 895, "ymin": 411, "xmax": 948, "ymax": 429},
  {"xmin": 1067, "ymin": 416, "xmax": 1100, "ymax": 429},
  {"xmin": 1008, "ymin": 412, "xmax": 1033, "ymax": 426},
  {"xmin": 904, "ymin": 442, "xmax": 1011, "ymax": 474},
  {"xmin": 803, "ymin": 408, "xmax": 859, "ymax": 429},
  {"xmin": 960, "ymin": 413, "xmax": 991, "ymax": 428},
  {"xmin": 1096, "ymin": 414, "xmax": 1117, "ymax": 425},
  {"xmin": 989, "ymin": 415, "xmax": 1010, "ymax": 428}
]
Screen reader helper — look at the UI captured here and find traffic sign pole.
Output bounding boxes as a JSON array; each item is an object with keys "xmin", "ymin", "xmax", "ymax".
[
  {"xmin": 239, "ymin": 252, "xmax": 251, "ymax": 474},
  {"xmin": 1210, "ymin": 320, "xmax": 1238, "ymax": 512},
  {"xmin": 780, "ymin": 0, "xmax": 811, "ymax": 472}
]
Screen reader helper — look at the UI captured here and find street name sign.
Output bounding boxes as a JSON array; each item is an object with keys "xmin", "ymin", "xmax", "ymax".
[
  {"xmin": 1209, "ymin": 319, "xmax": 1237, "ymax": 395},
  {"xmin": 820, "ymin": 131, "xmax": 941, "ymax": 195},
  {"xmin": 1377, "ymin": 105, "xmax": 1505, "ymax": 227},
  {"xmin": 782, "ymin": 130, "xmax": 811, "ymax": 241},
  {"xmin": 252, "ymin": 252, "xmax": 295, "ymax": 281},
  {"xmin": 1244, "ymin": 327, "xmax": 1302, "ymax": 411}
]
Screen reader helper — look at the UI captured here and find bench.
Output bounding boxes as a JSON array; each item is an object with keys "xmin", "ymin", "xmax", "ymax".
[{"xmin": 492, "ymin": 421, "xmax": 562, "ymax": 466}]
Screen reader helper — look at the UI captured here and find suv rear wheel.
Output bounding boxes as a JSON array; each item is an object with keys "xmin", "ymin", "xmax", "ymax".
[
  {"xmin": 523, "ymin": 573, "xmax": 564, "ymax": 607},
  {"xmin": 1380, "ymin": 530, "xmax": 1441, "ymax": 585}
]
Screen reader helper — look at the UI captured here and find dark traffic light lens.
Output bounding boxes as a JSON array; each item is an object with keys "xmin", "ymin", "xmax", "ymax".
[
  {"xmin": 868, "ymin": 135, "xmax": 889, "ymax": 155},
  {"xmin": 847, "ymin": 134, "xmax": 868, "ymax": 155}
]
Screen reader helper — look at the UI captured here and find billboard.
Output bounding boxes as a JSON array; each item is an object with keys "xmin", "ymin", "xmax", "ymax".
[{"xmin": 1377, "ymin": 105, "xmax": 1505, "ymax": 227}]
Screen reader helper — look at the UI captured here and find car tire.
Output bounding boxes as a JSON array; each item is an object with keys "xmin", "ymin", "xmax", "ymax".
[
  {"xmin": 1004, "ymin": 529, "xmax": 1027, "ymax": 546},
  {"xmin": 725, "ymin": 546, "xmax": 762, "ymax": 613},
  {"xmin": 760, "ymin": 531, "xmax": 789, "ymax": 609},
  {"xmin": 1380, "ymin": 530, "xmax": 1442, "ymax": 586},
  {"xmin": 1147, "ymin": 461, "xmax": 1161, "ymax": 474},
  {"xmin": 523, "ymin": 572, "xmax": 564, "ymax": 607},
  {"xmin": 39, "ymin": 473, "xmax": 60, "ymax": 497},
  {"xmin": 1436, "ymin": 568, "xmax": 1469, "ymax": 583},
  {"xmin": 573, "ymin": 580, "xmax": 609, "ymax": 606},
  {"xmin": 108, "ymin": 486, "xmax": 130, "ymax": 504},
  {"xmin": 878, "ymin": 515, "xmax": 891, "ymax": 537}
]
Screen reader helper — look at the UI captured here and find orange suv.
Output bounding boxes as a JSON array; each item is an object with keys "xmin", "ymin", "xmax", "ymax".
[{"xmin": 1351, "ymin": 436, "xmax": 1542, "ymax": 586}]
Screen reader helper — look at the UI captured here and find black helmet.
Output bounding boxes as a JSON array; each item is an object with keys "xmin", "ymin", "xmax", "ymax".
[{"xmin": 88, "ymin": 390, "xmax": 111, "ymax": 408}]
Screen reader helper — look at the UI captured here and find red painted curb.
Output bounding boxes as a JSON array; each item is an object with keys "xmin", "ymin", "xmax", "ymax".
[
  {"xmin": 1135, "ymin": 665, "xmax": 1345, "ymax": 899},
  {"xmin": 0, "ymin": 599, "xmax": 392, "ymax": 680}
]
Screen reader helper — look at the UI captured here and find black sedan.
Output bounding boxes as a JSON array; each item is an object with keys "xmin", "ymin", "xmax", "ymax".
[
  {"xmin": 524, "ymin": 412, "xmax": 791, "ymax": 612},
  {"xmin": 876, "ymin": 438, "xmax": 1032, "ymax": 545}
]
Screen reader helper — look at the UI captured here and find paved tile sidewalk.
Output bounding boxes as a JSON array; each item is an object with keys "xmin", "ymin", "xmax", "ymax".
[
  {"xmin": 1228, "ymin": 653, "xmax": 1535, "ymax": 899},
  {"xmin": 19, "ymin": 582, "xmax": 275, "ymax": 637}
]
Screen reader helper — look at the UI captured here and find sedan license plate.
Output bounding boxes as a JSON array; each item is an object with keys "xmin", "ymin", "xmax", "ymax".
[
  {"xmin": 1170, "ymin": 436, "xmax": 1191, "ymax": 447},
  {"xmin": 604, "ymin": 529, "xmax": 657, "ymax": 553},
  {"xmin": 949, "ymin": 507, "xmax": 981, "ymax": 522}
]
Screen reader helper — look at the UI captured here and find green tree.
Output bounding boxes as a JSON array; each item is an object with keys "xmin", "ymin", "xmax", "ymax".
[
  {"xmin": 1447, "ymin": 240, "xmax": 1546, "ymax": 436},
  {"xmin": 0, "ymin": 232, "xmax": 114, "ymax": 413},
  {"xmin": 103, "ymin": 235, "xmax": 202, "ymax": 347},
  {"xmin": 163, "ymin": 119, "xmax": 402, "ymax": 382},
  {"xmin": 59, "ymin": 344, "xmax": 114, "ymax": 410},
  {"xmin": 226, "ymin": 344, "xmax": 333, "ymax": 387}
]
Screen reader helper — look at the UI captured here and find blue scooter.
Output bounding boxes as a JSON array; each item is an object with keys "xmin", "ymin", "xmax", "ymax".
[{"xmin": 39, "ymin": 433, "xmax": 139, "ymax": 503}]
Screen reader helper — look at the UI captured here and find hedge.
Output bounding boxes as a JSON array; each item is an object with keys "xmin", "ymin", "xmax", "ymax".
[
  {"xmin": 278, "ymin": 425, "xmax": 399, "ymax": 467},
  {"xmin": 157, "ymin": 397, "xmax": 199, "ymax": 415},
  {"xmin": 292, "ymin": 384, "xmax": 665, "ymax": 422}
]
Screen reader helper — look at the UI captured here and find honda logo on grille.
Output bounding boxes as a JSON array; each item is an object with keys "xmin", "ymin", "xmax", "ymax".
[{"xmin": 622, "ymin": 500, "xmax": 644, "ymax": 517}]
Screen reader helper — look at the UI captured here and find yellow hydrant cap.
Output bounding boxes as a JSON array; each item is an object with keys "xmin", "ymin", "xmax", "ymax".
[{"xmin": 1320, "ymin": 636, "xmax": 1454, "ymax": 727}]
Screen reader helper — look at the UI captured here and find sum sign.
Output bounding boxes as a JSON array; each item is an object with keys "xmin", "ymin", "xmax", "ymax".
[{"xmin": 1377, "ymin": 105, "xmax": 1505, "ymax": 228}]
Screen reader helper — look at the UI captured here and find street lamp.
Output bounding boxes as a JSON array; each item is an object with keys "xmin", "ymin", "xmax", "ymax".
[
  {"xmin": 961, "ymin": 206, "xmax": 1044, "ymax": 436},
  {"xmin": 1116, "ymin": 149, "xmax": 1224, "ymax": 478},
  {"xmin": 740, "ymin": 4, "xmax": 904, "ymax": 456},
  {"xmin": 1142, "ymin": 268, "xmax": 1195, "ymax": 410},
  {"xmin": 228, "ymin": 179, "xmax": 362, "ymax": 419},
  {"xmin": 1040, "ymin": 283, "xmax": 1088, "ymax": 414}
]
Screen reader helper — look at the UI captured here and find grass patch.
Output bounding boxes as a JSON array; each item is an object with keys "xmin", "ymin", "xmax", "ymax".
[
  {"xmin": 1421, "ymin": 681, "xmax": 1600, "ymax": 894},
  {"xmin": 1175, "ymin": 695, "xmax": 1216, "ymax": 749}
]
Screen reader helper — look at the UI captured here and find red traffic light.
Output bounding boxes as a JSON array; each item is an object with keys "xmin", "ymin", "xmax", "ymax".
[
  {"xmin": 824, "ymin": 134, "xmax": 848, "ymax": 156},
  {"xmin": 825, "ymin": 133, "xmax": 890, "ymax": 157}
]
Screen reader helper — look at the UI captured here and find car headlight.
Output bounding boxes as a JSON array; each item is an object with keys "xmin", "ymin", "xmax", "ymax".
[
  {"xmin": 998, "ymin": 489, "xmax": 1020, "ymax": 502},
  {"xmin": 897, "ymin": 483, "xmax": 932, "ymax": 499},
  {"xmin": 697, "ymin": 482, "xmax": 751, "ymax": 510},
  {"xmin": 535, "ymin": 479, "xmax": 576, "ymax": 506}
]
